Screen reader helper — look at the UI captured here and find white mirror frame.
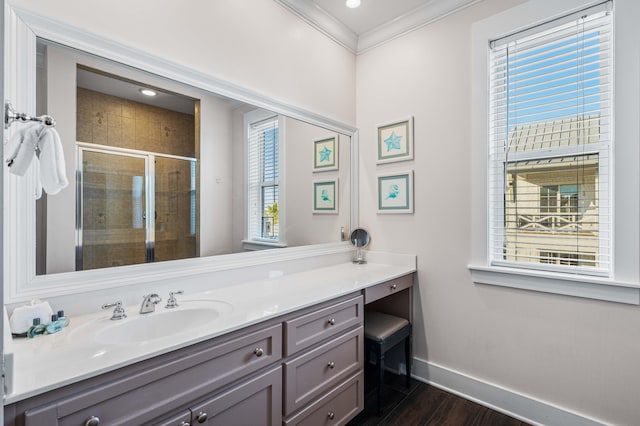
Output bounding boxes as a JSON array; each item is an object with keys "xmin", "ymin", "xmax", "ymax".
[{"xmin": 3, "ymin": 5, "xmax": 359, "ymax": 303}]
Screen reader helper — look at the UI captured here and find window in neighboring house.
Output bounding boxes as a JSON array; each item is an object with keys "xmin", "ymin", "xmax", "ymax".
[
  {"xmin": 247, "ymin": 115, "xmax": 280, "ymax": 242},
  {"xmin": 489, "ymin": 3, "xmax": 612, "ymax": 275}
]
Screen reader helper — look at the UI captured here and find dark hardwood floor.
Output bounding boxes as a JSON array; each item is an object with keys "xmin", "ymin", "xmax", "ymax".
[{"xmin": 347, "ymin": 370, "xmax": 531, "ymax": 426}]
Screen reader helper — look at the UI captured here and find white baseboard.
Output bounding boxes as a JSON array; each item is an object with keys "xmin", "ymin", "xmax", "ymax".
[{"xmin": 411, "ymin": 358, "xmax": 606, "ymax": 426}]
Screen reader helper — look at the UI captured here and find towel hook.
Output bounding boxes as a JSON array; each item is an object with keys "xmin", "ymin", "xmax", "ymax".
[{"xmin": 4, "ymin": 101, "xmax": 56, "ymax": 130}]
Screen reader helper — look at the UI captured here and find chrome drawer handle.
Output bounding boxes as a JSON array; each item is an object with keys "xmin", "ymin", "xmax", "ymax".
[
  {"xmin": 178, "ymin": 422, "xmax": 190, "ymax": 426},
  {"xmin": 390, "ymin": 284, "xmax": 397, "ymax": 290},
  {"xmin": 328, "ymin": 318, "xmax": 336, "ymax": 325},
  {"xmin": 85, "ymin": 416, "xmax": 100, "ymax": 426},
  {"xmin": 196, "ymin": 411, "xmax": 208, "ymax": 423},
  {"xmin": 327, "ymin": 361, "xmax": 335, "ymax": 369},
  {"xmin": 328, "ymin": 412, "xmax": 335, "ymax": 420},
  {"xmin": 254, "ymin": 347, "xmax": 264, "ymax": 357}
]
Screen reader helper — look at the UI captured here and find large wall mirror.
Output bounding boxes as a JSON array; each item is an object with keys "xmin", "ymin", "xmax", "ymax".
[{"xmin": 4, "ymin": 7, "xmax": 357, "ymax": 303}]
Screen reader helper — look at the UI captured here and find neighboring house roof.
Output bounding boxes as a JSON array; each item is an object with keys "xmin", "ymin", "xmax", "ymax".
[{"xmin": 507, "ymin": 115, "xmax": 600, "ymax": 153}]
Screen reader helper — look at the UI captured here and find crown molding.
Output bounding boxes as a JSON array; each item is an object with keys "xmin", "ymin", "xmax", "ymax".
[
  {"xmin": 274, "ymin": 0, "xmax": 359, "ymax": 53},
  {"xmin": 275, "ymin": 0, "xmax": 482, "ymax": 55},
  {"xmin": 357, "ymin": 0, "xmax": 483, "ymax": 53}
]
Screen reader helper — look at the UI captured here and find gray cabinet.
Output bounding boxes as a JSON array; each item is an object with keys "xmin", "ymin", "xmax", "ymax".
[
  {"xmin": 11, "ymin": 323, "xmax": 283, "ymax": 426},
  {"xmin": 6, "ymin": 292, "xmax": 371, "ymax": 426}
]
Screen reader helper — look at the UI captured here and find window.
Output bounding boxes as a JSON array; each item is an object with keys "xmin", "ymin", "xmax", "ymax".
[
  {"xmin": 488, "ymin": 3, "xmax": 612, "ymax": 276},
  {"xmin": 247, "ymin": 114, "xmax": 280, "ymax": 242}
]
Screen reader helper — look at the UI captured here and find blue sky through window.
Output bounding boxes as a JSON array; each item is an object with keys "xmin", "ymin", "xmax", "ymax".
[{"xmin": 506, "ymin": 29, "xmax": 603, "ymax": 131}]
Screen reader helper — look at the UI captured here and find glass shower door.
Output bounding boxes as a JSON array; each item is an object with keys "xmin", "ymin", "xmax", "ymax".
[
  {"xmin": 154, "ymin": 157, "xmax": 197, "ymax": 262},
  {"xmin": 78, "ymin": 149, "xmax": 148, "ymax": 270}
]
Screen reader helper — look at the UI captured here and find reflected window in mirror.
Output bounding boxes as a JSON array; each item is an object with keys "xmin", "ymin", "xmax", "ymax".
[{"xmin": 246, "ymin": 111, "xmax": 283, "ymax": 246}]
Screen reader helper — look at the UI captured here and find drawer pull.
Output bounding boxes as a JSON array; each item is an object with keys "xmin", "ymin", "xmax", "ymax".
[
  {"xmin": 178, "ymin": 422, "xmax": 190, "ymax": 426},
  {"xmin": 390, "ymin": 284, "xmax": 397, "ymax": 290},
  {"xmin": 84, "ymin": 416, "xmax": 100, "ymax": 426},
  {"xmin": 196, "ymin": 411, "xmax": 208, "ymax": 423},
  {"xmin": 254, "ymin": 347, "xmax": 264, "ymax": 357},
  {"xmin": 328, "ymin": 412, "xmax": 336, "ymax": 420},
  {"xmin": 327, "ymin": 361, "xmax": 335, "ymax": 369},
  {"xmin": 328, "ymin": 318, "xmax": 336, "ymax": 325}
]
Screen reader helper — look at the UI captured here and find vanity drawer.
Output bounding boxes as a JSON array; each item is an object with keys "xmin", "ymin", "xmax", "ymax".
[
  {"xmin": 22, "ymin": 324, "xmax": 282, "ymax": 426},
  {"xmin": 284, "ymin": 295, "xmax": 362, "ymax": 356},
  {"xmin": 284, "ymin": 326, "xmax": 363, "ymax": 415},
  {"xmin": 363, "ymin": 274, "xmax": 413, "ymax": 304},
  {"xmin": 284, "ymin": 371, "xmax": 364, "ymax": 426}
]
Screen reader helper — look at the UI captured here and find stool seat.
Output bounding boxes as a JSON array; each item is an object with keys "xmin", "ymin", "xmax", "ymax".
[
  {"xmin": 364, "ymin": 310, "xmax": 412, "ymax": 415},
  {"xmin": 365, "ymin": 311, "xmax": 409, "ymax": 341}
]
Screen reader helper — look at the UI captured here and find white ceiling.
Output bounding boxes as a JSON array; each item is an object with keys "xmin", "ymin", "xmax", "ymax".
[
  {"xmin": 275, "ymin": 0, "xmax": 482, "ymax": 54},
  {"xmin": 77, "ymin": 68, "xmax": 197, "ymax": 115},
  {"xmin": 314, "ymin": 0, "xmax": 432, "ymax": 35}
]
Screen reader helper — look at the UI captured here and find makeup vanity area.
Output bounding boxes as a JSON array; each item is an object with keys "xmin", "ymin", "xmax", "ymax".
[{"xmin": 3, "ymin": 254, "xmax": 415, "ymax": 426}]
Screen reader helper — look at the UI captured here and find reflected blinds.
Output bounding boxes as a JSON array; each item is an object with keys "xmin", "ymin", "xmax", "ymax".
[
  {"xmin": 248, "ymin": 116, "xmax": 279, "ymax": 241},
  {"xmin": 488, "ymin": 2, "xmax": 612, "ymax": 275}
]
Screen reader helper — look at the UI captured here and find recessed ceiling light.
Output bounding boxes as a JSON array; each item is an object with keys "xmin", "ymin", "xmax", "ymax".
[
  {"xmin": 139, "ymin": 88, "xmax": 157, "ymax": 97},
  {"xmin": 346, "ymin": 0, "xmax": 361, "ymax": 8}
]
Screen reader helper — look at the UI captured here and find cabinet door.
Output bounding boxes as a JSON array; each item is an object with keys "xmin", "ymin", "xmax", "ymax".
[{"xmin": 190, "ymin": 366, "xmax": 282, "ymax": 426}]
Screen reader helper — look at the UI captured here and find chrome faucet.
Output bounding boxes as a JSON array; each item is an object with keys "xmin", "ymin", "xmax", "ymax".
[
  {"xmin": 140, "ymin": 293, "xmax": 162, "ymax": 314},
  {"xmin": 165, "ymin": 290, "xmax": 184, "ymax": 309},
  {"xmin": 102, "ymin": 300, "xmax": 126, "ymax": 320}
]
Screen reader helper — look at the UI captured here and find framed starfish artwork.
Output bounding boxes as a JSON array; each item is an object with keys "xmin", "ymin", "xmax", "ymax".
[
  {"xmin": 313, "ymin": 179, "xmax": 339, "ymax": 214},
  {"xmin": 313, "ymin": 135, "xmax": 339, "ymax": 172},
  {"xmin": 377, "ymin": 170, "xmax": 414, "ymax": 214},
  {"xmin": 377, "ymin": 117, "xmax": 414, "ymax": 164}
]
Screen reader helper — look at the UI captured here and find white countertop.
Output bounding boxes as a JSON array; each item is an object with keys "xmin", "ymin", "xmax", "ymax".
[{"xmin": 4, "ymin": 260, "xmax": 415, "ymax": 404}]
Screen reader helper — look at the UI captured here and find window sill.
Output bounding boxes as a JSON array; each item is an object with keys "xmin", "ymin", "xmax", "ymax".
[
  {"xmin": 468, "ymin": 265, "xmax": 640, "ymax": 305},
  {"xmin": 242, "ymin": 239, "xmax": 287, "ymax": 251}
]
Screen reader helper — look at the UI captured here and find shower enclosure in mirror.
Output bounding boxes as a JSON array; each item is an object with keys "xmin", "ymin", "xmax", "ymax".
[{"xmin": 76, "ymin": 148, "xmax": 197, "ymax": 271}]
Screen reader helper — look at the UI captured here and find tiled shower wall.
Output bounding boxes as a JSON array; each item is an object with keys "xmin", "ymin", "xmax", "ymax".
[{"xmin": 76, "ymin": 88, "xmax": 195, "ymax": 158}]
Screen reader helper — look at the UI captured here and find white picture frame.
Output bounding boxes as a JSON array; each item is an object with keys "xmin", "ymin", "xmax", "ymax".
[
  {"xmin": 313, "ymin": 135, "xmax": 339, "ymax": 172},
  {"xmin": 377, "ymin": 116, "xmax": 414, "ymax": 164},
  {"xmin": 312, "ymin": 178, "xmax": 339, "ymax": 214},
  {"xmin": 377, "ymin": 170, "xmax": 414, "ymax": 214}
]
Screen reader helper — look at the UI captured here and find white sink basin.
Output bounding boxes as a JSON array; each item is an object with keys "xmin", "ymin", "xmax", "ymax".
[{"xmin": 69, "ymin": 300, "xmax": 233, "ymax": 345}]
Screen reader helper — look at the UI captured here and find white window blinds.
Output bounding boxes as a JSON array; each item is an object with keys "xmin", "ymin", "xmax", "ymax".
[
  {"xmin": 488, "ymin": 2, "xmax": 612, "ymax": 275},
  {"xmin": 248, "ymin": 116, "xmax": 279, "ymax": 241}
]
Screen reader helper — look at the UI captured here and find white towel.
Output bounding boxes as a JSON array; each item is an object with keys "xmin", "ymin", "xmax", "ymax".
[
  {"xmin": 5, "ymin": 122, "xmax": 41, "ymax": 176},
  {"xmin": 4, "ymin": 121, "xmax": 68, "ymax": 198},
  {"xmin": 37, "ymin": 126, "xmax": 69, "ymax": 195}
]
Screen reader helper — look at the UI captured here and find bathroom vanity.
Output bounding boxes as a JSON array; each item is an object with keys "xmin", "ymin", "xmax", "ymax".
[{"xmin": 3, "ymin": 260, "xmax": 415, "ymax": 426}]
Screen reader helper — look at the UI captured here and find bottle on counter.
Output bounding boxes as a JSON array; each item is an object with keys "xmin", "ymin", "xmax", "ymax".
[
  {"xmin": 56, "ymin": 310, "xmax": 70, "ymax": 328},
  {"xmin": 45, "ymin": 314, "xmax": 64, "ymax": 335},
  {"xmin": 26, "ymin": 318, "xmax": 46, "ymax": 338}
]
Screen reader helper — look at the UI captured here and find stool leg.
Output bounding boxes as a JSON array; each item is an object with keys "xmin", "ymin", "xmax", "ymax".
[
  {"xmin": 404, "ymin": 335, "xmax": 411, "ymax": 388},
  {"xmin": 376, "ymin": 347, "xmax": 384, "ymax": 415}
]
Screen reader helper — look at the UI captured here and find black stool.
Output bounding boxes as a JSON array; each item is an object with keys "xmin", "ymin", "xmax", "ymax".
[{"xmin": 364, "ymin": 310, "xmax": 412, "ymax": 414}]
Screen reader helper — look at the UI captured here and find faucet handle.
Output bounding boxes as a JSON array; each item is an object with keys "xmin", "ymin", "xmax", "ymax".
[
  {"xmin": 102, "ymin": 301, "xmax": 126, "ymax": 320},
  {"xmin": 165, "ymin": 290, "xmax": 184, "ymax": 309}
]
